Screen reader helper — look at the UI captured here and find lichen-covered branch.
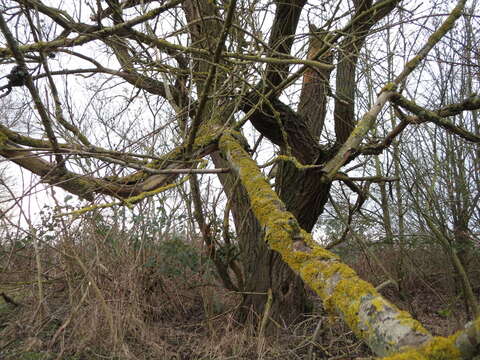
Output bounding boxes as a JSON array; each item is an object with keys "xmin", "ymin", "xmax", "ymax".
[
  {"xmin": 0, "ymin": 123, "xmax": 219, "ymax": 200},
  {"xmin": 0, "ymin": 139, "xmax": 95, "ymax": 200},
  {"xmin": 61, "ymin": 174, "xmax": 192, "ymax": 217},
  {"xmin": 394, "ymin": 0, "xmax": 466, "ymax": 85},
  {"xmin": 390, "ymin": 93, "xmax": 480, "ymax": 143},
  {"xmin": 383, "ymin": 315, "xmax": 480, "ymax": 359},
  {"xmin": 218, "ymin": 130, "xmax": 433, "ymax": 357},
  {"xmin": 0, "ymin": 11, "xmax": 63, "ymax": 164},
  {"xmin": 322, "ymin": 90, "xmax": 394, "ymax": 179},
  {"xmin": 436, "ymin": 95, "xmax": 480, "ymax": 117}
]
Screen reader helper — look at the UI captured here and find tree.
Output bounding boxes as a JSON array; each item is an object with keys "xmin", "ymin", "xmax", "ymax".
[
  {"xmin": 400, "ymin": 11, "xmax": 480, "ymax": 319},
  {"xmin": 0, "ymin": 0, "xmax": 479, "ymax": 357}
]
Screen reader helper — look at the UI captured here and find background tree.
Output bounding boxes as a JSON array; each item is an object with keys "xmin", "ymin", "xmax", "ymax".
[{"xmin": 400, "ymin": 13, "xmax": 480, "ymax": 317}]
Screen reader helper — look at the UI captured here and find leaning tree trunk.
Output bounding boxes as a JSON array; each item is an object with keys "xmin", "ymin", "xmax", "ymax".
[{"xmin": 212, "ymin": 153, "xmax": 309, "ymax": 326}]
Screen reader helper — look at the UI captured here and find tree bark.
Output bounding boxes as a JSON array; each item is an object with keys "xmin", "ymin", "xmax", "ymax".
[{"xmin": 212, "ymin": 152, "xmax": 308, "ymax": 327}]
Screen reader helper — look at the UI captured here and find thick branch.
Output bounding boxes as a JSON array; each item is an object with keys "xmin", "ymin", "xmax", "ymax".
[
  {"xmin": 244, "ymin": 95, "xmax": 322, "ymax": 163},
  {"xmin": 218, "ymin": 130, "xmax": 432, "ymax": 356},
  {"xmin": 298, "ymin": 28, "xmax": 334, "ymax": 139},
  {"xmin": 384, "ymin": 315, "xmax": 480, "ymax": 359},
  {"xmin": 0, "ymin": 10, "xmax": 63, "ymax": 164},
  {"xmin": 264, "ymin": 0, "xmax": 306, "ymax": 88},
  {"xmin": 186, "ymin": 0, "xmax": 237, "ymax": 151},
  {"xmin": 436, "ymin": 94, "xmax": 480, "ymax": 117},
  {"xmin": 0, "ymin": 127, "xmax": 219, "ymax": 200},
  {"xmin": 391, "ymin": 93, "xmax": 480, "ymax": 143},
  {"xmin": 243, "ymin": 0, "xmax": 399, "ymax": 161},
  {"xmin": 322, "ymin": 0, "xmax": 466, "ymax": 178},
  {"xmin": 334, "ymin": 0, "xmax": 399, "ymax": 144},
  {"xmin": 0, "ymin": 140, "xmax": 95, "ymax": 201}
]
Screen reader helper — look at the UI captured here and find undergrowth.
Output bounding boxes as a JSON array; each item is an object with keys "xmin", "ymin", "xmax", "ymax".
[{"xmin": 0, "ymin": 210, "xmax": 477, "ymax": 359}]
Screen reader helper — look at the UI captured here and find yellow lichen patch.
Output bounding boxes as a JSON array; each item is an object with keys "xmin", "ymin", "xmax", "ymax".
[
  {"xmin": 59, "ymin": 176, "xmax": 190, "ymax": 217},
  {"xmin": 381, "ymin": 82, "xmax": 397, "ymax": 92},
  {"xmin": 324, "ymin": 261, "xmax": 357, "ymax": 280},
  {"xmin": 396, "ymin": 310, "xmax": 431, "ymax": 335},
  {"xmin": 371, "ymin": 297, "xmax": 389, "ymax": 312},
  {"xmin": 310, "ymin": 246, "xmax": 339, "ymax": 260},
  {"xmin": 260, "ymin": 154, "xmax": 321, "ymax": 171},
  {"xmin": 330, "ymin": 278, "xmax": 376, "ymax": 332},
  {"xmin": 299, "ymin": 260, "xmax": 327, "ymax": 293},
  {"xmin": 383, "ymin": 336, "xmax": 461, "ymax": 360},
  {"xmin": 288, "ymin": 250, "xmax": 314, "ymax": 264}
]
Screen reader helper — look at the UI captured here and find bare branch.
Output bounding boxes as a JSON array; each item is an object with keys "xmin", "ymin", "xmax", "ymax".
[
  {"xmin": 391, "ymin": 93, "xmax": 480, "ymax": 143},
  {"xmin": 186, "ymin": 0, "xmax": 237, "ymax": 152},
  {"xmin": 322, "ymin": 0, "xmax": 467, "ymax": 179}
]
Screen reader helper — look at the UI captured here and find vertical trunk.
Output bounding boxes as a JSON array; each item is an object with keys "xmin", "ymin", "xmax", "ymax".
[
  {"xmin": 392, "ymin": 131, "xmax": 407, "ymax": 298},
  {"xmin": 374, "ymin": 156, "xmax": 394, "ymax": 243},
  {"xmin": 276, "ymin": 165, "xmax": 331, "ymax": 232},
  {"xmin": 212, "ymin": 153, "xmax": 310, "ymax": 327},
  {"xmin": 453, "ymin": 221, "xmax": 479, "ymax": 318},
  {"xmin": 298, "ymin": 27, "xmax": 333, "ymax": 141},
  {"xmin": 240, "ymin": 251, "xmax": 309, "ymax": 326},
  {"xmin": 234, "ymin": 22, "xmax": 333, "ymax": 326}
]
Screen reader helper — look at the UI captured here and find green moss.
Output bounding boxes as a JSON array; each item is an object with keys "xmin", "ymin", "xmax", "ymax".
[
  {"xmin": 382, "ymin": 82, "xmax": 397, "ymax": 92},
  {"xmin": 14, "ymin": 352, "xmax": 52, "ymax": 360}
]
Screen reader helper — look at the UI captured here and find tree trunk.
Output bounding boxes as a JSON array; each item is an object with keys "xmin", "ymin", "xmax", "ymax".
[
  {"xmin": 212, "ymin": 153, "xmax": 310, "ymax": 327},
  {"xmin": 453, "ymin": 221, "xmax": 479, "ymax": 318},
  {"xmin": 240, "ymin": 251, "xmax": 308, "ymax": 326}
]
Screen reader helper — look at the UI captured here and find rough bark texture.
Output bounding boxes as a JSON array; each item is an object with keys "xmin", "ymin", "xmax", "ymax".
[
  {"xmin": 265, "ymin": 0, "xmax": 307, "ymax": 89},
  {"xmin": 276, "ymin": 166, "xmax": 331, "ymax": 231},
  {"xmin": 219, "ymin": 128, "xmax": 480, "ymax": 358},
  {"xmin": 212, "ymin": 152, "xmax": 308, "ymax": 326},
  {"xmin": 333, "ymin": 0, "xmax": 399, "ymax": 144},
  {"xmin": 298, "ymin": 28, "xmax": 334, "ymax": 140}
]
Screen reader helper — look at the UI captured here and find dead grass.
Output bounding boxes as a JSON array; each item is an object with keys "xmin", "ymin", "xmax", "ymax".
[
  {"xmin": 348, "ymin": 244, "xmax": 480, "ymax": 336},
  {"xmin": 0, "ymin": 218, "xmax": 477, "ymax": 359}
]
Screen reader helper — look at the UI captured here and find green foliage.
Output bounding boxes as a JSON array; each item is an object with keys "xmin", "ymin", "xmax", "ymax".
[
  {"xmin": 150, "ymin": 236, "xmax": 206, "ymax": 277},
  {"xmin": 14, "ymin": 353, "xmax": 51, "ymax": 360},
  {"xmin": 437, "ymin": 308, "xmax": 452, "ymax": 318},
  {"xmin": 216, "ymin": 242, "xmax": 240, "ymax": 264}
]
